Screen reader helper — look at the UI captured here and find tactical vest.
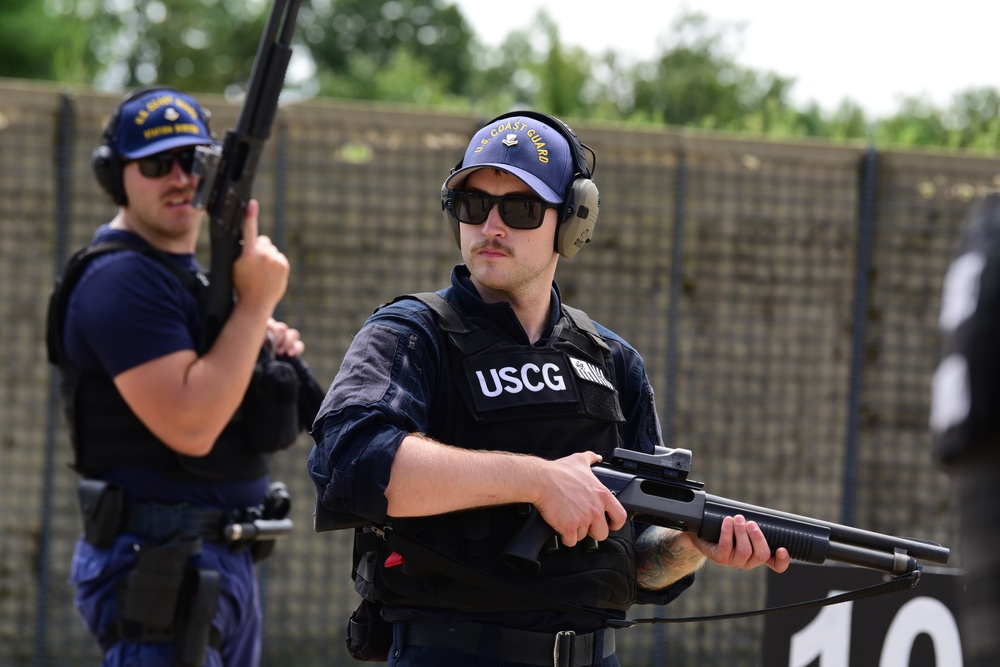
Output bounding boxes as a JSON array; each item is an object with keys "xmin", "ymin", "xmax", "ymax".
[
  {"xmin": 358, "ymin": 292, "xmax": 638, "ymax": 614},
  {"xmin": 45, "ymin": 241, "xmax": 290, "ymax": 481}
]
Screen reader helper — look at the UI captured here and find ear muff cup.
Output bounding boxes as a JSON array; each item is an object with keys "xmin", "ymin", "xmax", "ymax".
[
  {"xmin": 558, "ymin": 177, "xmax": 600, "ymax": 259},
  {"xmin": 443, "ymin": 185, "xmax": 462, "ymax": 248},
  {"xmin": 441, "ymin": 111, "xmax": 600, "ymax": 259},
  {"xmin": 92, "ymin": 143, "xmax": 125, "ymax": 206},
  {"xmin": 92, "ymin": 87, "xmax": 177, "ymax": 207}
]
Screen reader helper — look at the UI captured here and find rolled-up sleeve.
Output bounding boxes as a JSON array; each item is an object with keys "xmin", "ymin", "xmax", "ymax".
[{"xmin": 307, "ymin": 303, "xmax": 439, "ymax": 523}]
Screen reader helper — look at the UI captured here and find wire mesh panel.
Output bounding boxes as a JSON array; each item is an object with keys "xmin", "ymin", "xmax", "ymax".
[
  {"xmin": 259, "ymin": 102, "xmax": 471, "ymax": 666},
  {"xmin": 635, "ymin": 138, "xmax": 864, "ymax": 664},
  {"xmin": 0, "ymin": 80, "xmax": 988, "ymax": 666},
  {"xmin": 0, "ymin": 82, "xmax": 67, "ymax": 667},
  {"xmin": 852, "ymin": 152, "xmax": 1000, "ymax": 544},
  {"xmin": 555, "ymin": 126, "xmax": 681, "ymax": 414}
]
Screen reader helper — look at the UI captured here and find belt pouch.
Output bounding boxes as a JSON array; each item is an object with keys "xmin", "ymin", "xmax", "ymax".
[
  {"xmin": 118, "ymin": 537, "xmax": 200, "ymax": 641},
  {"xmin": 243, "ymin": 357, "xmax": 300, "ymax": 453},
  {"xmin": 346, "ymin": 597, "xmax": 392, "ymax": 661},
  {"xmin": 77, "ymin": 479, "xmax": 124, "ymax": 549}
]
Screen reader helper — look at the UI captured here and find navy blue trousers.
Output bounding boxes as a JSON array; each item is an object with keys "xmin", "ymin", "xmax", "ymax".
[{"xmin": 70, "ymin": 534, "xmax": 261, "ymax": 667}]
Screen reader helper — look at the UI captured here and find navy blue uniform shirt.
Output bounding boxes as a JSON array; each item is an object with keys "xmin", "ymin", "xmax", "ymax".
[
  {"xmin": 307, "ymin": 265, "xmax": 694, "ymax": 610},
  {"xmin": 63, "ymin": 224, "xmax": 266, "ymax": 507}
]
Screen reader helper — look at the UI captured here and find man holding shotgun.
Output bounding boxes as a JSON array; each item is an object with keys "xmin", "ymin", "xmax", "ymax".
[{"xmin": 308, "ymin": 111, "xmax": 789, "ymax": 666}]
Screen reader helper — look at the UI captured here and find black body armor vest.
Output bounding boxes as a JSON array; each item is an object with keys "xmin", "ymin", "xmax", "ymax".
[
  {"xmin": 359, "ymin": 292, "xmax": 638, "ymax": 614},
  {"xmin": 45, "ymin": 242, "xmax": 280, "ymax": 481}
]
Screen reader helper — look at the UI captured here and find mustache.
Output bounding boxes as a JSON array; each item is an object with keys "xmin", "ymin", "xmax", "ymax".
[
  {"xmin": 472, "ymin": 239, "xmax": 514, "ymax": 256},
  {"xmin": 161, "ymin": 186, "xmax": 196, "ymax": 201}
]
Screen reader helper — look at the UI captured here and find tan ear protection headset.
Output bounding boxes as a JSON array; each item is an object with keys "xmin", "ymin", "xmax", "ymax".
[{"xmin": 441, "ymin": 110, "xmax": 600, "ymax": 259}]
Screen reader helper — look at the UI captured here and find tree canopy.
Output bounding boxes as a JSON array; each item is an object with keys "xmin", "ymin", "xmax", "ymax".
[{"xmin": 2, "ymin": 0, "xmax": 997, "ymax": 152}]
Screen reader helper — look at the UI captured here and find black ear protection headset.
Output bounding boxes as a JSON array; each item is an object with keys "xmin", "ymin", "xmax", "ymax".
[
  {"xmin": 441, "ymin": 110, "xmax": 600, "ymax": 259},
  {"xmin": 91, "ymin": 86, "xmax": 213, "ymax": 206}
]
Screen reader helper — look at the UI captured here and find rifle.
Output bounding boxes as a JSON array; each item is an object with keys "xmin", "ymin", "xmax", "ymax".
[
  {"xmin": 503, "ymin": 446, "xmax": 950, "ymax": 577},
  {"xmin": 192, "ymin": 0, "xmax": 301, "ymax": 349}
]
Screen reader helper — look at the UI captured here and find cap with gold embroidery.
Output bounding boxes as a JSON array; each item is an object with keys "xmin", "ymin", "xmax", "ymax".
[
  {"xmin": 112, "ymin": 90, "xmax": 213, "ymax": 159},
  {"xmin": 444, "ymin": 115, "xmax": 574, "ymax": 204}
]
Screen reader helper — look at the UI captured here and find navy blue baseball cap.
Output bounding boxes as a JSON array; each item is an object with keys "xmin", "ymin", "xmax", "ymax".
[
  {"xmin": 444, "ymin": 114, "xmax": 574, "ymax": 204},
  {"xmin": 112, "ymin": 89, "xmax": 213, "ymax": 159}
]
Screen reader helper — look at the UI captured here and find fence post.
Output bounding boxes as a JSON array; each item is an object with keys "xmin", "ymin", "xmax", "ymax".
[
  {"xmin": 842, "ymin": 146, "xmax": 878, "ymax": 526},
  {"xmin": 662, "ymin": 152, "xmax": 687, "ymax": 450},
  {"xmin": 258, "ymin": 118, "xmax": 289, "ymax": 660},
  {"xmin": 37, "ymin": 91, "xmax": 75, "ymax": 666}
]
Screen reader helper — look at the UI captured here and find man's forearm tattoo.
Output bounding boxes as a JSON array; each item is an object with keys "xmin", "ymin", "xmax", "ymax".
[{"xmin": 635, "ymin": 527, "xmax": 706, "ymax": 590}]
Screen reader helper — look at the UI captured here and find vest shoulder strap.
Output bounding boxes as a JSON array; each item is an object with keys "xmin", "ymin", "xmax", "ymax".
[
  {"xmin": 404, "ymin": 292, "xmax": 468, "ymax": 335},
  {"xmin": 557, "ymin": 303, "xmax": 611, "ymax": 358},
  {"xmin": 386, "ymin": 293, "xmax": 610, "ymax": 359},
  {"xmin": 46, "ymin": 241, "xmax": 142, "ymax": 366},
  {"xmin": 559, "ymin": 303, "xmax": 598, "ymax": 336},
  {"xmin": 46, "ymin": 241, "xmax": 203, "ymax": 366},
  {"xmin": 385, "ymin": 292, "xmax": 491, "ymax": 356}
]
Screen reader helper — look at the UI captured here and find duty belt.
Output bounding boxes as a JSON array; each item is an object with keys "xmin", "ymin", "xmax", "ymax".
[
  {"xmin": 403, "ymin": 618, "xmax": 616, "ymax": 667},
  {"xmin": 122, "ymin": 502, "xmax": 243, "ymax": 543}
]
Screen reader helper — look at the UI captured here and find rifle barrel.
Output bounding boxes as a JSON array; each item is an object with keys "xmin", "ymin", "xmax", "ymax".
[
  {"xmin": 199, "ymin": 0, "xmax": 301, "ymax": 350},
  {"xmin": 224, "ymin": 518, "xmax": 295, "ymax": 542},
  {"xmin": 701, "ymin": 494, "xmax": 950, "ymax": 566}
]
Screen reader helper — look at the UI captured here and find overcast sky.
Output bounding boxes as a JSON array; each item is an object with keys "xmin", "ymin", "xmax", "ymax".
[{"xmin": 453, "ymin": 0, "xmax": 1000, "ymax": 118}]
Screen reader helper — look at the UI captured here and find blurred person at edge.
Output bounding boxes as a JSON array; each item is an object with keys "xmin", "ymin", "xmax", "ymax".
[
  {"xmin": 48, "ymin": 87, "xmax": 317, "ymax": 667},
  {"xmin": 308, "ymin": 110, "xmax": 791, "ymax": 667},
  {"xmin": 931, "ymin": 193, "xmax": 1000, "ymax": 667}
]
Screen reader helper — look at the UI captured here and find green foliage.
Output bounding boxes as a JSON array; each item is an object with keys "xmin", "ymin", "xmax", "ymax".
[
  {"xmin": 0, "ymin": 0, "xmax": 272, "ymax": 94},
  {"xmin": 316, "ymin": 46, "xmax": 458, "ymax": 107},
  {"xmin": 87, "ymin": 0, "xmax": 270, "ymax": 94},
  {"xmin": 945, "ymin": 88, "xmax": 1000, "ymax": 151},
  {"xmin": 461, "ymin": 11, "xmax": 596, "ymax": 118},
  {"xmin": 0, "ymin": 0, "xmax": 91, "ymax": 81},
  {"xmin": 875, "ymin": 98, "xmax": 948, "ymax": 148},
  {"xmin": 2, "ymin": 0, "xmax": 999, "ymax": 152},
  {"xmin": 869, "ymin": 89, "xmax": 1000, "ymax": 153},
  {"xmin": 306, "ymin": 0, "xmax": 475, "ymax": 101},
  {"xmin": 630, "ymin": 13, "xmax": 749, "ymax": 128}
]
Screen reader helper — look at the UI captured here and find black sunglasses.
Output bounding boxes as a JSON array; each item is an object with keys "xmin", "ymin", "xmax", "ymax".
[
  {"xmin": 449, "ymin": 191, "xmax": 559, "ymax": 230},
  {"xmin": 132, "ymin": 149, "xmax": 197, "ymax": 179}
]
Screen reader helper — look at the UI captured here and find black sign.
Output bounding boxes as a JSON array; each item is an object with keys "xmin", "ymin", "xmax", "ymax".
[{"xmin": 762, "ymin": 564, "xmax": 964, "ymax": 667}]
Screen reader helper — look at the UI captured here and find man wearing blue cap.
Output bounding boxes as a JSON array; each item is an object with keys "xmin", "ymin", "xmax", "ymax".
[
  {"xmin": 48, "ymin": 87, "xmax": 311, "ymax": 666},
  {"xmin": 308, "ymin": 111, "xmax": 790, "ymax": 666}
]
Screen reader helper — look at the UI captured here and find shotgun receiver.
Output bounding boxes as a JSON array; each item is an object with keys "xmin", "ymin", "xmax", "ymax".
[
  {"xmin": 193, "ymin": 0, "xmax": 301, "ymax": 349},
  {"xmin": 503, "ymin": 446, "xmax": 951, "ymax": 577}
]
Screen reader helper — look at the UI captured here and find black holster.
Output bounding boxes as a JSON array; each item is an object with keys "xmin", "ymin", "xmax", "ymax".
[
  {"xmin": 174, "ymin": 567, "xmax": 221, "ymax": 667},
  {"xmin": 345, "ymin": 527, "xmax": 394, "ymax": 661},
  {"xmin": 250, "ymin": 481, "xmax": 293, "ymax": 562},
  {"xmin": 78, "ymin": 479, "xmax": 124, "ymax": 549},
  {"xmin": 346, "ymin": 597, "xmax": 392, "ymax": 662},
  {"xmin": 116, "ymin": 535, "xmax": 220, "ymax": 666},
  {"xmin": 118, "ymin": 536, "xmax": 202, "ymax": 642}
]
